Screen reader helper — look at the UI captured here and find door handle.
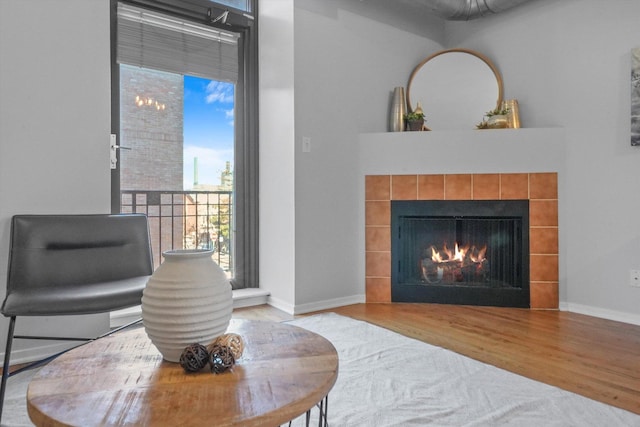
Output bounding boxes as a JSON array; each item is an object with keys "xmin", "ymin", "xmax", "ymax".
[{"xmin": 110, "ymin": 134, "xmax": 131, "ymax": 169}]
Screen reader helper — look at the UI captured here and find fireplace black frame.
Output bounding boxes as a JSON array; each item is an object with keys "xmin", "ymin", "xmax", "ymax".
[{"xmin": 391, "ymin": 200, "xmax": 530, "ymax": 308}]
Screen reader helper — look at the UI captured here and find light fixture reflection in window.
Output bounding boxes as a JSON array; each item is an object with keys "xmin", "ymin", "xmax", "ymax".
[{"xmin": 135, "ymin": 95, "xmax": 166, "ymax": 111}]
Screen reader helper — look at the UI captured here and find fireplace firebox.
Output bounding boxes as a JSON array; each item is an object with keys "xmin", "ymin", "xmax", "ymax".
[{"xmin": 391, "ymin": 200, "xmax": 530, "ymax": 307}]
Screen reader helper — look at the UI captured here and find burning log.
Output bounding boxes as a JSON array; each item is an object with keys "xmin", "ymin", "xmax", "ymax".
[
  {"xmin": 421, "ymin": 259, "xmax": 488, "ymax": 284},
  {"xmin": 421, "ymin": 243, "xmax": 489, "ymax": 284}
]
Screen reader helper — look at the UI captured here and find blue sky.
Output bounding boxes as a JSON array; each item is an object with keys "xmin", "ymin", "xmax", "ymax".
[{"xmin": 183, "ymin": 76, "xmax": 234, "ymax": 189}]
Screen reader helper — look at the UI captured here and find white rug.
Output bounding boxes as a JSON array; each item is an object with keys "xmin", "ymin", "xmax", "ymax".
[{"xmin": 287, "ymin": 313, "xmax": 640, "ymax": 427}]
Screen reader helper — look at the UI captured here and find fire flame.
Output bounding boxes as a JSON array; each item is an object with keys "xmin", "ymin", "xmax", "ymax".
[
  {"xmin": 470, "ymin": 245, "xmax": 487, "ymax": 263},
  {"xmin": 454, "ymin": 243, "xmax": 466, "ymax": 262},
  {"xmin": 431, "ymin": 243, "xmax": 487, "ymax": 264},
  {"xmin": 431, "ymin": 246, "xmax": 443, "ymax": 263}
]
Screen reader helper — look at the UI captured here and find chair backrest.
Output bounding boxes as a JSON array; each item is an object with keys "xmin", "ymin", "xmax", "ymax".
[{"xmin": 5, "ymin": 214, "xmax": 154, "ymax": 294}]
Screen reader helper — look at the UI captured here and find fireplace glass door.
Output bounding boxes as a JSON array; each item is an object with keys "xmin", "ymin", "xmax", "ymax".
[{"xmin": 391, "ymin": 200, "xmax": 529, "ymax": 307}]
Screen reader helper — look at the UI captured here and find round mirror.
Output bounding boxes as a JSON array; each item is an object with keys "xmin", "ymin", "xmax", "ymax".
[{"xmin": 406, "ymin": 49, "xmax": 503, "ymax": 130}]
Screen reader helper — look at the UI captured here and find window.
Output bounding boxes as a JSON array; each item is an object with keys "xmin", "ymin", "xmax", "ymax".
[
  {"xmin": 213, "ymin": 0, "xmax": 250, "ymax": 12},
  {"xmin": 111, "ymin": 0, "xmax": 258, "ymax": 289}
]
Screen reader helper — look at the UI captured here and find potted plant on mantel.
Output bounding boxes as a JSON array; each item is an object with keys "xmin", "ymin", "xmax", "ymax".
[
  {"xmin": 477, "ymin": 106, "xmax": 510, "ymax": 129},
  {"xmin": 404, "ymin": 111, "xmax": 426, "ymax": 131}
]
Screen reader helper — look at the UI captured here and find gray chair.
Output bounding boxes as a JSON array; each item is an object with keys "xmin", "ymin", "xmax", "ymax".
[{"xmin": 0, "ymin": 214, "xmax": 154, "ymax": 422}]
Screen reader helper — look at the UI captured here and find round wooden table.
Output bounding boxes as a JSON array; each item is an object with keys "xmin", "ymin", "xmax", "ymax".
[{"xmin": 27, "ymin": 320, "xmax": 338, "ymax": 426}]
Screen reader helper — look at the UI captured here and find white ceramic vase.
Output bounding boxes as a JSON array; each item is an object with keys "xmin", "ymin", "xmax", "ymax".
[{"xmin": 141, "ymin": 249, "xmax": 233, "ymax": 362}]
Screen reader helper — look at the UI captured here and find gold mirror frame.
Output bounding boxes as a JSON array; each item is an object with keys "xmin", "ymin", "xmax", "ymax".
[{"xmin": 406, "ymin": 48, "xmax": 504, "ymax": 130}]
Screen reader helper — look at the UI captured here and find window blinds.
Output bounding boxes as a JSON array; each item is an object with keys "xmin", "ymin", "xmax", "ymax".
[{"xmin": 117, "ymin": 3, "xmax": 239, "ymax": 83}]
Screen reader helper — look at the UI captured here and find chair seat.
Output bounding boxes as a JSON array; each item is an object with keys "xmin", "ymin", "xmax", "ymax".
[{"xmin": 1, "ymin": 276, "xmax": 150, "ymax": 317}]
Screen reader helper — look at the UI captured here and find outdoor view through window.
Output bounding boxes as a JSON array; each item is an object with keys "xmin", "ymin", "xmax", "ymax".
[{"xmin": 119, "ymin": 64, "xmax": 235, "ymax": 276}]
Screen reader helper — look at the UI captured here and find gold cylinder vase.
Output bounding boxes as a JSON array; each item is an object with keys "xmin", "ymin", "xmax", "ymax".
[
  {"xmin": 502, "ymin": 99, "xmax": 521, "ymax": 129},
  {"xmin": 389, "ymin": 87, "xmax": 406, "ymax": 132}
]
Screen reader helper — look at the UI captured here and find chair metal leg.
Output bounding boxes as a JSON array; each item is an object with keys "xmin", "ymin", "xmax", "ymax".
[
  {"xmin": 0, "ymin": 316, "xmax": 142, "ymax": 424},
  {"xmin": 0, "ymin": 316, "xmax": 17, "ymax": 424}
]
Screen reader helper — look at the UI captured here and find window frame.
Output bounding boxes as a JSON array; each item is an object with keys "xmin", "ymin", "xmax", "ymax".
[{"xmin": 109, "ymin": 0, "xmax": 259, "ymax": 289}]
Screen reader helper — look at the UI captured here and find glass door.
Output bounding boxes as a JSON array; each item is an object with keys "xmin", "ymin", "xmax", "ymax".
[
  {"xmin": 118, "ymin": 64, "xmax": 235, "ymax": 275},
  {"xmin": 111, "ymin": 0, "xmax": 258, "ymax": 288}
]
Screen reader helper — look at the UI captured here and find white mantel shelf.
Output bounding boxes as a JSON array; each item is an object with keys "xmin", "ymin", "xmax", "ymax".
[{"xmin": 357, "ymin": 128, "xmax": 565, "ymax": 176}]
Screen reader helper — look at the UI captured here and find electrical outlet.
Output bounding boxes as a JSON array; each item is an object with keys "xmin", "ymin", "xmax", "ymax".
[{"xmin": 630, "ymin": 270, "xmax": 640, "ymax": 287}]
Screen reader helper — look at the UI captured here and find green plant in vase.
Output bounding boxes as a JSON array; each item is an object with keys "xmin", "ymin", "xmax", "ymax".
[
  {"xmin": 485, "ymin": 106, "xmax": 510, "ymax": 117},
  {"xmin": 482, "ymin": 106, "xmax": 510, "ymax": 129},
  {"xmin": 404, "ymin": 111, "xmax": 426, "ymax": 131}
]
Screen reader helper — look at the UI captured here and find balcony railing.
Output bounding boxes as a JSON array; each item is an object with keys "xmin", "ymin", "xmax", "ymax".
[{"xmin": 121, "ymin": 190, "xmax": 233, "ymax": 275}]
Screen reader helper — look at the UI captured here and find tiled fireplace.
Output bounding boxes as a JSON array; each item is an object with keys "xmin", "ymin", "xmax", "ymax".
[{"xmin": 365, "ymin": 172, "xmax": 559, "ymax": 309}]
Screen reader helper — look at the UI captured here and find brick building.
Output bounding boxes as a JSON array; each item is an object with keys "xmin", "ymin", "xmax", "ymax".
[
  {"xmin": 119, "ymin": 65, "xmax": 184, "ymax": 191},
  {"xmin": 119, "ymin": 65, "xmax": 185, "ymax": 261}
]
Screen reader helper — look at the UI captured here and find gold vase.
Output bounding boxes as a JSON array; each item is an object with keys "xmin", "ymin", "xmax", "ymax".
[
  {"xmin": 487, "ymin": 115, "xmax": 508, "ymax": 129},
  {"xmin": 389, "ymin": 87, "xmax": 406, "ymax": 132},
  {"xmin": 502, "ymin": 99, "xmax": 521, "ymax": 128}
]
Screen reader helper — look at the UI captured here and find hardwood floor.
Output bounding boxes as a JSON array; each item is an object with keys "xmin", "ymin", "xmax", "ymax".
[{"xmin": 233, "ymin": 303, "xmax": 640, "ymax": 416}]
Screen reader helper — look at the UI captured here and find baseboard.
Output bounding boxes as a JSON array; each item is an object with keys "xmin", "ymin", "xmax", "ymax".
[
  {"xmin": 267, "ymin": 294, "xmax": 366, "ymax": 315},
  {"xmin": 292, "ymin": 294, "xmax": 366, "ymax": 315},
  {"xmin": 266, "ymin": 295, "xmax": 295, "ymax": 315},
  {"xmin": 560, "ymin": 302, "xmax": 640, "ymax": 326},
  {"xmin": 109, "ymin": 289, "xmax": 272, "ymax": 328},
  {"xmin": 231, "ymin": 288, "xmax": 270, "ymax": 309}
]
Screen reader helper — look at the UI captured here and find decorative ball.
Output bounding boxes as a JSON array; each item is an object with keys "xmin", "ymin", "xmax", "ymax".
[
  {"xmin": 208, "ymin": 333, "xmax": 244, "ymax": 360},
  {"xmin": 179, "ymin": 343, "xmax": 210, "ymax": 373},
  {"xmin": 209, "ymin": 344, "xmax": 236, "ymax": 374}
]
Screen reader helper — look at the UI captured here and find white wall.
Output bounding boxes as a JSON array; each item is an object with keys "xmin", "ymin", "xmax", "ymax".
[
  {"xmin": 258, "ymin": 0, "xmax": 297, "ymax": 312},
  {"xmin": 446, "ymin": 0, "xmax": 640, "ymax": 322},
  {"xmin": 0, "ymin": 0, "xmax": 112, "ymax": 362},
  {"xmin": 259, "ymin": 0, "xmax": 445, "ymax": 312},
  {"xmin": 290, "ymin": 1, "xmax": 444, "ymax": 312}
]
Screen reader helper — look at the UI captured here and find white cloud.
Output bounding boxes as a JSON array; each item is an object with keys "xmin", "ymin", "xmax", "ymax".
[
  {"xmin": 225, "ymin": 108, "xmax": 234, "ymax": 126},
  {"xmin": 205, "ymin": 81, "xmax": 234, "ymax": 104}
]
